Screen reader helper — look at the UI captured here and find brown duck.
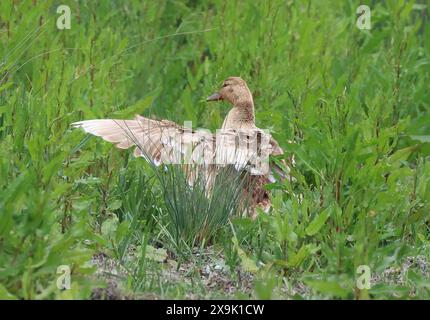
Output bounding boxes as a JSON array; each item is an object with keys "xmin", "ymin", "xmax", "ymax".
[{"xmin": 72, "ymin": 77, "xmax": 293, "ymax": 217}]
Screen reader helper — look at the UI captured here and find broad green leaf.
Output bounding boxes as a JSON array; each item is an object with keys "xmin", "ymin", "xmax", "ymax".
[
  {"xmin": 232, "ymin": 237, "xmax": 259, "ymax": 273},
  {"xmin": 305, "ymin": 208, "xmax": 331, "ymax": 236},
  {"xmin": 0, "ymin": 284, "xmax": 17, "ymax": 300},
  {"xmin": 410, "ymin": 135, "xmax": 430, "ymax": 143},
  {"xmin": 112, "ymin": 93, "xmax": 156, "ymax": 118},
  {"xmin": 101, "ymin": 215, "xmax": 119, "ymax": 238},
  {"xmin": 145, "ymin": 245, "xmax": 167, "ymax": 263},
  {"xmin": 288, "ymin": 245, "xmax": 309, "ymax": 268},
  {"xmin": 306, "ymin": 280, "xmax": 350, "ymax": 298}
]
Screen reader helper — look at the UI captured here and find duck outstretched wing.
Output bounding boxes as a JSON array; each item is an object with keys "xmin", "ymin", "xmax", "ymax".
[{"xmin": 72, "ymin": 115, "xmax": 273, "ymax": 176}]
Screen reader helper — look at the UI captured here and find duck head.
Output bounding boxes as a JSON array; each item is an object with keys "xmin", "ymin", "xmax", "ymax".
[{"xmin": 206, "ymin": 77, "xmax": 254, "ymax": 108}]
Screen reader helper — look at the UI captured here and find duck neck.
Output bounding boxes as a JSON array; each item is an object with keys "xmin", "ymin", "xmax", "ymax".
[{"xmin": 223, "ymin": 100, "xmax": 256, "ymax": 129}]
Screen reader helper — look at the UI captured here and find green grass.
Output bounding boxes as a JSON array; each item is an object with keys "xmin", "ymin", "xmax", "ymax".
[{"xmin": 1, "ymin": 0, "xmax": 430, "ymax": 299}]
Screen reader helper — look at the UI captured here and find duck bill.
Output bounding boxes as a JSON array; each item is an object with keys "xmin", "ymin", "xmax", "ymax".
[{"xmin": 206, "ymin": 92, "xmax": 222, "ymax": 101}]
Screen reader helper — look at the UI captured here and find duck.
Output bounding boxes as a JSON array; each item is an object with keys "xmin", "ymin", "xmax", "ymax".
[{"xmin": 72, "ymin": 77, "xmax": 293, "ymax": 218}]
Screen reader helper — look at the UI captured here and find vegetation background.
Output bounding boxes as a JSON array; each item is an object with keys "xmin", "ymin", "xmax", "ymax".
[{"xmin": 1, "ymin": 0, "xmax": 430, "ymax": 299}]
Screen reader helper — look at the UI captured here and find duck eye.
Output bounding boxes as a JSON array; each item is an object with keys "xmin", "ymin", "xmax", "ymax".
[{"xmin": 222, "ymin": 82, "xmax": 229, "ymax": 87}]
